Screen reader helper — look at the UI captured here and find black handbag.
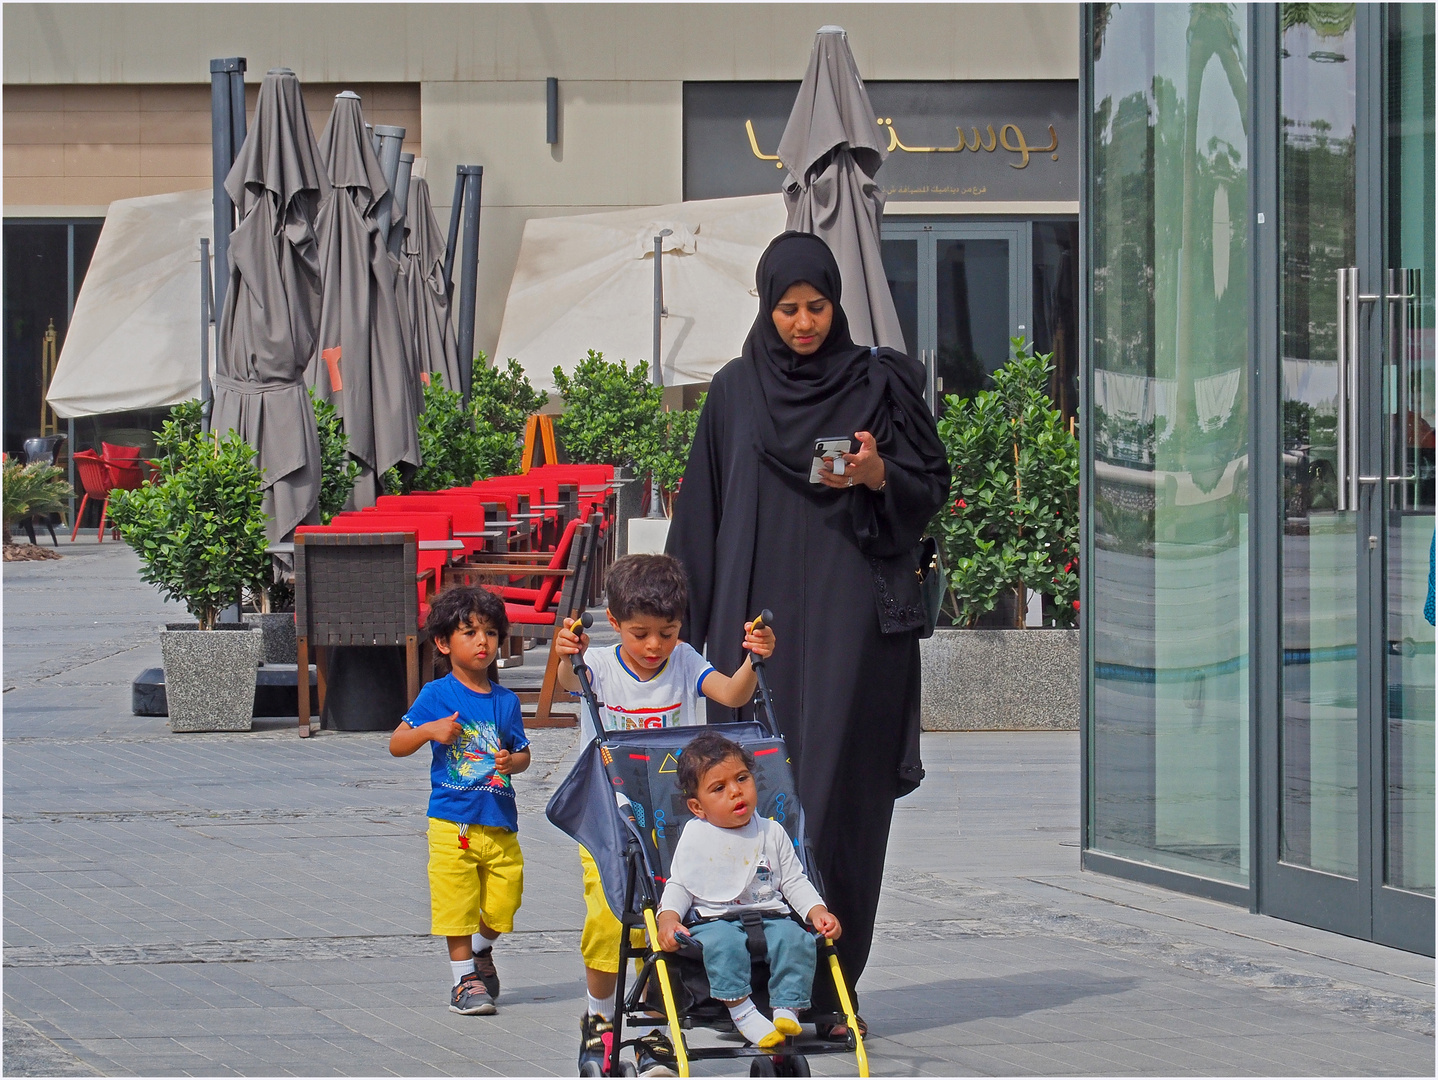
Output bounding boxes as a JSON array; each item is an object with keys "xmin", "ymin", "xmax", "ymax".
[{"xmin": 917, "ymin": 535, "xmax": 944, "ymax": 639}]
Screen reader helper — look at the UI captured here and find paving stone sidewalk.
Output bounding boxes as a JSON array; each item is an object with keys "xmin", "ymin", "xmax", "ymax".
[{"xmin": 3, "ymin": 540, "xmax": 1433, "ymax": 1076}]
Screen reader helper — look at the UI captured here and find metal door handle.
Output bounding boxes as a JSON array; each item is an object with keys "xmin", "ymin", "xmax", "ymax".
[
  {"xmin": 1336, "ymin": 268, "xmax": 1380, "ymax": 510},
  {"xmin": 1387, "ymin": 268, "xmax": 1420, "ymax": 507}
]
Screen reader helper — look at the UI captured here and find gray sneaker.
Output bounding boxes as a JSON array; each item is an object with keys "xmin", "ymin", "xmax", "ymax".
[
  {"xmin": 449, "ymin": 972, "xmax": 497, "ymax": 1015},
  {"xmin": 472, "ymin": 945, "xmax": 500, "ymax": 1001}
]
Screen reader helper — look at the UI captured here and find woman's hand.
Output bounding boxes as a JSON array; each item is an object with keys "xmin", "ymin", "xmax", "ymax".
[{"xmin": 817, "ymin": 430, "xmax": 886, "ymax": 491}]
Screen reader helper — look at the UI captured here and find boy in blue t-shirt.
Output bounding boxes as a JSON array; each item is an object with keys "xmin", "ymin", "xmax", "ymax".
[{"xmin": 390, "ymin": 586, "xmax": 530, "ymax": 1017}]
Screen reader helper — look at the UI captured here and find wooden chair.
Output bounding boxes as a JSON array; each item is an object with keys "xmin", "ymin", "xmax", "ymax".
[
  {"xmin": 293, "ymin": 531, "xmax": 435, "ymax": 738},
  {"xmin": 444, "ymin": 511, "xmax": 601, "ymax": 727}
]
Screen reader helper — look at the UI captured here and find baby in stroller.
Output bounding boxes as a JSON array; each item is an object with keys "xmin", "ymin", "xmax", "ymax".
[{"xmin": 656, "ymin": 731, "xmax": 841, "ymax": 1049}]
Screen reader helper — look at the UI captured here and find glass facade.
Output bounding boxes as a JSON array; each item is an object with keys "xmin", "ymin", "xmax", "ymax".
[
  {"xmin": 1087, "ymin": 2, "xmax": 1252, "ymax": 885},
  {"xmin": 1085, "ymin": 3, "xmax": 1434, "ymax": 954}
]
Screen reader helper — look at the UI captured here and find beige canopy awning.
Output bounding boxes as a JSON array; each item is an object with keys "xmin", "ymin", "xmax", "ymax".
[
  {"xmin": 46, "ymin": 189, "xmax": 213, "ymax": 419},
  {"xmin": 494, "ymin": 193, "xmax": 788, "ymax": 392}
]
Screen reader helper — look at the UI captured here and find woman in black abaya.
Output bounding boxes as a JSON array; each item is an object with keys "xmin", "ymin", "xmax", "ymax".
[{"xmin": 666, "ymin": 232, "xmax": 948, "ymax": 1034}]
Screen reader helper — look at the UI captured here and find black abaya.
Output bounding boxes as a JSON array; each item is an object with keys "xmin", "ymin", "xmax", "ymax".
[{"xmin": 666, "ymin": 232, "xmax": 947, "ymax": 990}]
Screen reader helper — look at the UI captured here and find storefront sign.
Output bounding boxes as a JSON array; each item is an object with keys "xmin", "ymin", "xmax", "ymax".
[{"xmin": 683, "ymin": 80, "xmax": 1077, "ymax": 202}]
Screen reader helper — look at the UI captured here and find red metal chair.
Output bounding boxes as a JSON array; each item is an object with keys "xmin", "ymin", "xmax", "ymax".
[
  {"xmin": 102, "ymin": 442, "xmax": 144, "ymax": 462},
  {"xmin": 103, "ymin": 457, "xmax": 146, "ymax": 493},
  {"xmin": 70, "ymin": 451, "xmax": 115, "ymax": 542}
]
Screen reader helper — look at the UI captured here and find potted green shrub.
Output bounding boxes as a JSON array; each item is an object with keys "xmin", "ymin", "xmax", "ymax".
[
  {"xmin": 110, "ymin": 404, "xmax": 268, "ymax": 732},
  {"xmin": 636, "ymin": 394, "xmax": 706, "ymax": 519},
  {"xmin": 383, "ymin": 360, "xmax": 546, "ymax": 494},
  {"xmin": 920, "ymin": 340, "xmax": 1081, "ymax": 731},
  {"xmin": 552, "ymin": 350, "xmax": 664, "ymax": 553}
]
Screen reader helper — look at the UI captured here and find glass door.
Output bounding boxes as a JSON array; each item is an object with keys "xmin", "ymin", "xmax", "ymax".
[
  {"xmin": 881, "ymin": 221, "xmax": 1031, "ymax": 411},
  {"xmin": 1268, "ymin": 3, "xmax": 1433, "ymax": 955},
  {"xmin": 1374, "ymin": 0, "xmax": 1433, "ymax": 953}
]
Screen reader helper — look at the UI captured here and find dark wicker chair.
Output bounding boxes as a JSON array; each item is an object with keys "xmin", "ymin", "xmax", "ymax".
[{"xmin": 294, "ymin": 531, "xmax": 435, "ymax": 738}]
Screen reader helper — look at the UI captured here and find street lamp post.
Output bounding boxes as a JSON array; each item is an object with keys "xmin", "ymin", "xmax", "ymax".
[{"xmin": 647, "ymin": 229, "xmax": 672, "ymax": 519}]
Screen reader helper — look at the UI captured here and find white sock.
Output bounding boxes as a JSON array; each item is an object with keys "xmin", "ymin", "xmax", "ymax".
[
  {"xmin": 773, "ymin": 1007, "xmax": 801, "ymax": 1034},
  {"xmin": 586, "ymin": 992, "xmax": 610, "ymax": 1018},
  {"xmin": 727, "ymin": 999, "xmax": 778, "ymax": 1046},
  {"xmin": 450, "ymin": 959, "xmax": 476, "ymax": 987},
  {"xmin": 473, "ymin": 935, "xmax": 495, "ymax": 956}
]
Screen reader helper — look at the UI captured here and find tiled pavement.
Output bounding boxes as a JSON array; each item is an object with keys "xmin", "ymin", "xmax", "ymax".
[{"xmin": 3, "ymin": 539, "xmax": 1434, "ymax": 1076}]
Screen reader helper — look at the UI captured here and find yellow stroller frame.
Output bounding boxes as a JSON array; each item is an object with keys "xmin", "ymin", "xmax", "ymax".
[{"xmin": 547, "ymin": 614, "xmax": 868, "ymax": 1077}]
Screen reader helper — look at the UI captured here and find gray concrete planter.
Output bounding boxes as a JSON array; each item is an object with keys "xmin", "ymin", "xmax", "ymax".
[
  {"xmin": 243, "ymin": 612, "xmax": 297, "ymax": 665},
  {"xmin": 159, "ymin": 623, "xmax": 263, "ymax": 732},
  {"xmin": 613, "ymin": 466, "xmax": 643, "ymax": 558},
  {"xmin": 920, "ymin": 628, "xmax": 1079, "ymax": 731}
]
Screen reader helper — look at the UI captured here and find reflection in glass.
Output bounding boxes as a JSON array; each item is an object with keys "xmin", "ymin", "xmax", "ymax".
[
  {"xmin": 1088, "ymin": 3, "xmax": 1251, "ymax": 884},
  {"xmin": 1033, "ymin": 221, "xmax": 1079, "ymax": 421},
  {"xmin": 882, "ymin": 237, "xmax": 920, "ymax": 364},
  {"xmin": 1278, "ymin": 8, "xmax": 1360, "ymax": 879},
  {"xmin": 2, "ymin": 221, "xmax": 103, "ymax": 458},
  {"xmin": 935, "ymin": 238, "xmax": 1009, "ymax": 406},
  {"xmin": 1384, "ymin": 1, "xmax": 1435, "ymax": 897}
]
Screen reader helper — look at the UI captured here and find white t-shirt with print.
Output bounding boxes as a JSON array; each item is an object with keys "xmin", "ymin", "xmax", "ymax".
[{"xmin": 579, "ymin": 641, "xmax": 714, "ymax": 739}]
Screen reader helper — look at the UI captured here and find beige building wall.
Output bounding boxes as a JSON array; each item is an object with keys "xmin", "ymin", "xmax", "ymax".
[
  {"xmin": 4, "ymin": 83, "xmax": 420, "ymax": 215},
  {"xmin": 4, "ymin": 2, "xmax": 1078, "ymax": 361}
]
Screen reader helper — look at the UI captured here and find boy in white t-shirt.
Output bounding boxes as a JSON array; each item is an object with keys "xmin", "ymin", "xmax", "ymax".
[{"xmin": 555, "ymin": 554, "xmax": 774, "ymax": 1077}]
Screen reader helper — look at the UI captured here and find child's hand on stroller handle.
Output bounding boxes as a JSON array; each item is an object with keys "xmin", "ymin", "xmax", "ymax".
[
  {"xmin": 808, "ymin": 905, "xmax": 842, "ymax": 940},
  {"xmin": 744, "ymin": 608, "xmax": 776, "ymax": 661},
  {"xmin": 656, "ymin": 909, "xmax": 686, "ymax": 952},
  {"xmin": 556, "ymin": 612, "xmax": 592, "ymax": 657}
]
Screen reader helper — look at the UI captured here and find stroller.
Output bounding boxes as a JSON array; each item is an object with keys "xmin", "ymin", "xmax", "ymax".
[{"xmin": 546, "ymin": 613, "xmax": 869, "ymax": 1078}]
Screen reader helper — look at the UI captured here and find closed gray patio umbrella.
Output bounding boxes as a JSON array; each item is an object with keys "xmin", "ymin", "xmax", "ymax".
[
  {"xmin": 213, "ymin": 67, "xmax": 327, "ymax": 544},
  {"xmin": 310, "ymin": 91, "xmax": 420, "ymax": 507},
  {"xmin": 778, "ymin": 26, "xmax": 904, "ymax": 351},
  {"xmin": 399, "ymin": 174, "xmax": 462, "ymax": 393}
]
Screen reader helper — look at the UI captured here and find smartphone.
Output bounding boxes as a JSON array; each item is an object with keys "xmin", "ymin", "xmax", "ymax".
[{"xmin": 809, "ymin": 436, "xmax": 859, "ymax": 483}]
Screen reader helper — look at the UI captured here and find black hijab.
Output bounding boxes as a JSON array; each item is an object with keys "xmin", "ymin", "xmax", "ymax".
[{"xmin": 744, "ymin": 231, "xmax": 943, "ymax": 489}]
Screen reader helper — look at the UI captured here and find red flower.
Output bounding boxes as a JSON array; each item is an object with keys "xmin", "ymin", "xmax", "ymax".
[
  {"xmin": 956, "ymin": 498, "xmax": 967, "ymax": 509},
  {"xmin": 1064, "ymin": 561, "xmax": 1073, "ymax": 573},
  {"xmin": 1072, "ymin": 600, "xmax": 1080, "ymax": 611}
]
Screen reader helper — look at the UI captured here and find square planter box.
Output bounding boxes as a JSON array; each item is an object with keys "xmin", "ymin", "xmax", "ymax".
[
  {"xmin": 627, "ymin": 516, "xmax": 671, "ymax": 555},
  {"xmin": 159, "ymin": 623, "xmax": 263, "ymax": 732},
  {"xmin": 243, "ymin": 612, "xmax": 297, "ymax": 665},
  {"xmin": 920, "ymin": 628, "xmax": 1079, "ymax": 731}
]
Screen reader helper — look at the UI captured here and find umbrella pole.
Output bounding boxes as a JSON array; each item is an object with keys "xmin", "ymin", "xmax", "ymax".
[
  {"xmin": 208, "ymin": 56, "xmax": 246, "ymax": 432},
  {"xmin": 443, "ymin": 168, "xmax": 464, "ymax": 300},
  {"xmin": 455, "ymin": 165, "xmax": 484, "ymax": 401},
  {"xmin": 372, "ymin": 125, "xmax": 406, "ymax": 249},
  {"xmin": 388, "ymin": 153, "xmax": 414, "ymax": 258},
  {"xmin": 200, "ymin": 238, "xmax": 212, "ymax": 432}
]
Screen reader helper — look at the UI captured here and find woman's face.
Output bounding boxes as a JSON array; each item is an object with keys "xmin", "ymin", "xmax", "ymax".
[{"xmin": 771, "ymin": 281, "xmax": 833, "ymax": 356}]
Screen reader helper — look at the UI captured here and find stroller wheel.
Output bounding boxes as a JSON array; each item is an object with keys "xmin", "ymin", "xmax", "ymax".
[
  {"xmin": 616, "ymin": 1061, "xmax": 638, "ymax": 1077},
  {"xmin": 749, "ymin": 1056, "xmax": 779, "ymax": 1077},
  {"xmin": 579, "ymin": 1062, "xmax": 605, "ymax": 1078},
  {"xmin": 787, "ymin": 1054, "xmax": 811, "ymax": 1077}
]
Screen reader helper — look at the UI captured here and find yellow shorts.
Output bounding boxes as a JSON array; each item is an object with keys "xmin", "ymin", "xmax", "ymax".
[
  {"xmin": 579, "ymin": 845, "xmax": 646, "ymax": 972},
  {"xmin": 428, "ymin": 818, "xmax": 524, "ymax": 937}
]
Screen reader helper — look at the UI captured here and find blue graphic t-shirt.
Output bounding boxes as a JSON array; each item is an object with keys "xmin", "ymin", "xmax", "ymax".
[{"xmin": 402, "ymin": 675, "xmax": 529, "ymax": 831}]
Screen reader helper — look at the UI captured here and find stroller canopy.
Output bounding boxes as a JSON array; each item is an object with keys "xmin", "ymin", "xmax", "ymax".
[{"xmin": 546, "ymin": 723, "xmax": 813, "ymax": 921}]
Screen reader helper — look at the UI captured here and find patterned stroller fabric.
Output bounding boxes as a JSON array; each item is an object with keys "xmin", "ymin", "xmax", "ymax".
[{"xmin": 546, "ymin": 722, "xmax": 813, "ymax": 922}]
